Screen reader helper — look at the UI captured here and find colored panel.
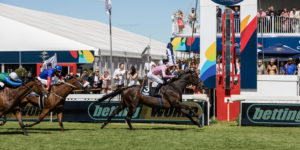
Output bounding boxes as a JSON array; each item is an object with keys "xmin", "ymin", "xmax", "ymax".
[
  {"xmin": 241, "ymin": 30, "xmax": 257, "ymax": 89},
  {"xmin": 0, "ymin": 50, "xmax": 94, "ymax": 64},
  {"xmin": 171, "ymin": 37, "xmax": 200, "ymax": 52}
]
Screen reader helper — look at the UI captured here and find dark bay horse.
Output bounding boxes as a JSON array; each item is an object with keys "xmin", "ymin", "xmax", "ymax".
[
  {"xmin": 0, "ymin": 78, "xmax": 48, "ymax": 135},
  {"xmin": 98, "ymin": 71, "xmax": 204, "ymax": 130},
  {"xmin": 23, "ymin": 77, "xmax": 84, "ymax": 131}
]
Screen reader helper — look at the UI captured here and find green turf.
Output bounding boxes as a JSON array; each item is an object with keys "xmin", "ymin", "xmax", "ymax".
[{"xmin": 0, "ymin": 121, "xmax": 300, "ymax": 150}]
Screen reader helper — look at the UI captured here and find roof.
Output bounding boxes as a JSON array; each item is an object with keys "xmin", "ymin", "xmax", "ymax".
[{"xmin": 0, "ymin": 3, "xmax": 166, "ymax": 59}]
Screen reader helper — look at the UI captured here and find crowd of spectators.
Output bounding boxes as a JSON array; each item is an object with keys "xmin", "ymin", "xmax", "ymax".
[
  {"xmin": 68, "ymin": 56, "xmax": 202, "ymax": 94},
  {"xmin": 257, "ymin": 6, "xmax": 300, "ymax": 33},
  {"xmin": 173, "ymin": 6, "xmax": 300, "ymax": 34},
  {"xmin": 172, "ymin": 8, "xmax": 198, "ymax": 34},
  {"xmin": 257, "ymin": 58, "xmax": 298, "ymax": 75}
]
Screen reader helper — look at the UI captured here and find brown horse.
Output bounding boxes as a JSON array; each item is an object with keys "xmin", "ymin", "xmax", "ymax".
[
  {"xmin": 98, "ymin": 71, "xmax": 204, "ymax": 130},
  {"xmin": 0, "ymin": 78, "xmax": 48, "ymax": 135},
  {"xmin": 23, "ymin": 76, "xmax": 84, "ymax": 131}
]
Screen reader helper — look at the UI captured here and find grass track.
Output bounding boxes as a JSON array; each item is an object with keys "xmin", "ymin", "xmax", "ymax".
[{"xmin": 0, "ymin": 121, "xmax": 300, "ymax": 150}]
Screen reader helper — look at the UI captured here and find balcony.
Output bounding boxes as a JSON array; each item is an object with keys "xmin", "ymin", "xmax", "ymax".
[{"xmin": 172, "ymin": 16, "xmax": 300, "ymax": 37}]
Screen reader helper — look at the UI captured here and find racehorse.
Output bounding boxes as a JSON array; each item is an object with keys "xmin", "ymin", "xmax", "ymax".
[
  {"xmin": 23, "ymin": 76, "xmax": 84, "ymax": 131},
  {"xmin": 98, "ymin": 71, "xmax": 204, "ymax": 130},
  {"xmin": 0, "ymin": 78, "xmax": 48, "ymax": 136}
]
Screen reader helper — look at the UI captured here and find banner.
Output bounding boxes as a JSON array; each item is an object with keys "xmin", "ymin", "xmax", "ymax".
[
  {"xmin": 63, "ymin": 101, "xmax": 209, "ymax": 125},
  {"xmin": 2, "ymin": 103, "xmax": 57, "ymax": 121},
  {"xmin": 241, "ymin": 103, "xmax": 300, "ymax": 126}
]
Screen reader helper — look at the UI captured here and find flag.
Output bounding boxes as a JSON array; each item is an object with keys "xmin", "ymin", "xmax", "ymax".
[
  {"xmin": 105, "ymin": 0, "xmax": 111, "ymax": 15},
  {"xmin": 166, "ymin": 43, "xmax": 176, "ymax": 64},
  {"xmin": 42, "ymin": 53, "xmax": 57, "ymax": 71}
]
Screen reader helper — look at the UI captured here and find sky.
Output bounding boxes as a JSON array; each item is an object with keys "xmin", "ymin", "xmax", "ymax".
[{"xmin": 1, "ymin": 0, "xmax": 198, "ymax": 43}]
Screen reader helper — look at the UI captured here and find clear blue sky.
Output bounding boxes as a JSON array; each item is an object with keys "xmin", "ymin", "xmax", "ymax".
[{"xmin": 1, "ymin": 0, "xmax": 198, "ymax": 43}]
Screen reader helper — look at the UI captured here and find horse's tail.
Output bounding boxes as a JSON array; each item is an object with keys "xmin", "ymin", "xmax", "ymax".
[{"xmin": 98, "ymin": 86, "xmax": 136, "ymax": 102}]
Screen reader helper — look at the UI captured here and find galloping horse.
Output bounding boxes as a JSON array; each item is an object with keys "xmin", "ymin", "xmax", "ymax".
[
  {"xmin": 23, "ymin": 76, "xmax": 84, "ymax": 131},
  {"xmin": 0, "ymin": 78, "xmax": 48, "ymax": 135},
  {"xmin": 98, "ymin": 71, "xmax": 204, "ymax": 129}
]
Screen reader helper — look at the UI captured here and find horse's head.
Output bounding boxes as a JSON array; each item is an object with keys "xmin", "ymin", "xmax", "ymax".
[
  {"xmin": 65, "ymin": 76, "xmax": 84, "ymax": 89},
  {"xmin": 31, "ymin": 78, "xmax": 49, "ymax": 96},
  {"xmin": 186, "ymin": 70, "xmax": 205, "ymax": 89}
]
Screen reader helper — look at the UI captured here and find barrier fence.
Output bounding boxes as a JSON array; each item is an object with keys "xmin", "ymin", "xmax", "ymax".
[
  {"xmin": 1, "ymin": 95, "xmax": 210, "ymax": 126},
  {"xmin": 172, "ymin": 16, "xmax": 300, "ymax": 35}
]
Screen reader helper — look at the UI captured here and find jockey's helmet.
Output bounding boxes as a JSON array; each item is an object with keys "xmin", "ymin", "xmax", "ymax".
[
  {"xmin": 9, "ymin": 72, "xmax": 19, "ymax": 81},
  {"xmin": 55, "ymin": 65, "xmax": 63, "ymax": 72}
]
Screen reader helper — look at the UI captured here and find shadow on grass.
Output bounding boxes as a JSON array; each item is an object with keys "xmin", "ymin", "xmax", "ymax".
[
  {"xmin": 104, "ymin": 127, "xmax": 204, "ymax": 131},
  {"xmin": 0, "ymin": 130, "xmax": 52, "ymax": 135}
]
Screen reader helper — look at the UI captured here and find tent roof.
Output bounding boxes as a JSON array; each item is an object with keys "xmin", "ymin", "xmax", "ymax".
[
  {"xmin": 0, "ymin": 3, "xmax": 166, "ymax": 59},
  {"xmin": 258, "ymin": 44, "xmax": 300, "ymax": 55}
]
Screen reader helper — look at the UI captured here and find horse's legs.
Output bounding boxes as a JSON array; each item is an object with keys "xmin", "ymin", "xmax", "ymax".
[
  {"xmin": 57, "ymin": 109, "xmax": 64, "ymax": 131},
  {"xmin": 0, "ymin": 115, "xmax": 7, "ymax": 126},
  {"xmin": 125, "ymin": 106, "xmax": 137, "ymax": 130},
  {"xmin": 101, "ymin": 103, "xmax": 125, "ymax": 129},
  {"xmin": 25, "ymin": 108, "xmax": 51, "ymax": 127},
  {"xmin": 14, "ymin": 110, "xmax": 28, "ymax": 136},
  {"xmin": 174, "ymin": 101, "xmax": 202, "ymax": 128}
]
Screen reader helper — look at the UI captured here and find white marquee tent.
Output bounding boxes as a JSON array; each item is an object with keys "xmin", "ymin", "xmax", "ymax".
[{"xmin": 0, "ymin": 3, "xmax": 166, "ymax": 59}]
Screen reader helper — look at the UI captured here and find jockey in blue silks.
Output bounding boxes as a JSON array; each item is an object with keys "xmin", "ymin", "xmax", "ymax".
[{"xmin": 38, "ymin": 65, "xmax": 63, "ymax": 90}]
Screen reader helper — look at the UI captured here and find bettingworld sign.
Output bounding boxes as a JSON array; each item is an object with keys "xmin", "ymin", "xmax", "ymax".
[{"xmin": 242, "ymin": 103, "xmax": 300, "ymax": 126}]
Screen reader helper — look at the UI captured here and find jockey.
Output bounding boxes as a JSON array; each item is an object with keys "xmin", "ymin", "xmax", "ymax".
[
  {"xmin": 38, "ymin": 65, "xmax": 63, "ymax": 90},
  {"xmin": 0, "ymin": 72, "xmax": 22, "ymax": 89},
  {"xmin": 147, "ymin": 62, "xmax": 175, "ymax": 96}
]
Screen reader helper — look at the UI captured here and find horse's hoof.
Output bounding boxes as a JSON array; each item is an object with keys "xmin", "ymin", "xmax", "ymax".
[
  {"xmin": 100, "ymin": 124, "xmax": 105, "ymax": 129},
  {"xmin": 23, "ymin": 132, "xmax": 29, "ymax": 136},
  {"xmin": 61, "ymin": 129, "xmax": 64, "ymax": 132}
]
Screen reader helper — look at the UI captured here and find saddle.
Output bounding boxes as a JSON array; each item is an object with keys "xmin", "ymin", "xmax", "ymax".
[
  {"xmin": 29, "ymin": 92, "xmax": 45, "ymax": 109},
  {"xmin": 140, "ymin": 77, "xmax": 162, "ymax": 98}
]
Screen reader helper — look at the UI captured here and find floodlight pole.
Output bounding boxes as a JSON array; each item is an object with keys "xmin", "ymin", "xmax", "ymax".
[{"xmin": 109, "ymin": 9, "xmax": 114, "ymax": 89}]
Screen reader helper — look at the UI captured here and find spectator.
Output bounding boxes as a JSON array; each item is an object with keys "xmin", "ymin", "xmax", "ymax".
[
  {"xmin": 281, "ymin": 8, "xmax": 290, "ymax": 32},
  {"xmin": 180, "ymin": 58, "xmax": 188, "ymax": 71},
  {"xmin": 290, "ymin": 8, "xmax": 300, "ymax": 32},
  {"xmin": 188, "ymin": 56, "xmax": 198, "ymax": 70},
  {"xmin": 171, "ymin": 65, "xmax": 179, "ymax": 77},
  {"xmin": 144, "ymin": 56, "xmax": 156, "ymax": 74},
  {"xmin": 266, "ymin": 58, "xmax": 278, "ymax": 75},
  {"xmin": 188, "ymin": 7, "xmax": 197, "ymax": 33},
  {"xmin": 235, "ymin": 58, "xmax": 240, "ymax": 74},
  {"xmin": 113, "ymin": 63, "xmax": 126, "ymax": 88},
  {"xmin": 102, "ymin": 69, "xmax": 111, "ymax": 94},
  {"xmin": 297, "ymin": 61, "xmax": 300, "ymax": 77},
  {"xmin": 279, "ymin": 62, "xmax": 285, "ymax": 75},
  {"xmin": 177, "ymin": 10, "xmax": 185, "ymax": 33},
  {"xmin": 93, "ymin": 69, "xmax": 103, "ymax": 89},
  {"xmin": 233, "ymin": 7, "xmax": 240, "ymax": 19},
  {"xmin": 127, "ymin": 66, "xmax": 140, "ymax": 86},
  {"xmin": 283, "ymin": 58, "xmax": 296, "ymax": 75},
  {"xmin": 81, "ymin": 70, "xmax": 90, "ymax": 88},
  {"xmin": 257, "ymin": 59, "xmax": 266, "ymax": 75},
  {"xmin": 216, "ymin": 59, "xmax": 222, "ymax": 74},
  {"xmin": 216, "ymin": 6, "xmax": 222, "ymax": 31},
  {"xmin": 257, "ymin": 8, "xmax": 267, "ymax": 18}
]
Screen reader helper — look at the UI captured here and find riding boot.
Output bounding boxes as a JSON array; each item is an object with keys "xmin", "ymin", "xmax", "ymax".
[{"xmin": 154, "ymin": 83, "xmax": 162, "ymax": 97}]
